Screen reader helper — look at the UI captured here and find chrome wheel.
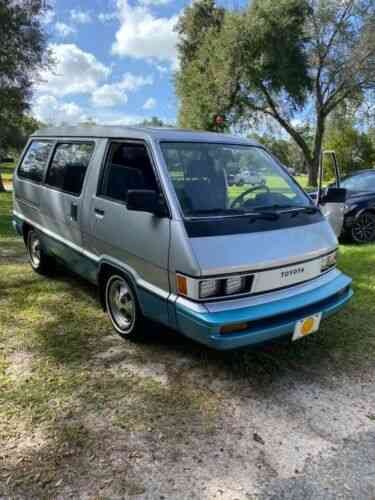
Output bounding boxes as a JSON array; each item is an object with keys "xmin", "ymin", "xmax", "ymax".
[
  {"xmin": 28, "ymin": 231, "xmax": 41, "ymax": 268},
  {"xmin": 351, "ymin": 212, "xmax": 375, "ymax": 243},
  {"xmin": 106, "ymin": 276, "xmax": 136, "ymax": 335}
]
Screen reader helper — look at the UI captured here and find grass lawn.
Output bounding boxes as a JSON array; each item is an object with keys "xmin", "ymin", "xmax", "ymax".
[
  {"xmin": 0, "ymin": 161, "xmax": 16, "ymax": 184},
  {"xmin": 0, "ymin": 188, "xmax": 374, "ymax": 497}
]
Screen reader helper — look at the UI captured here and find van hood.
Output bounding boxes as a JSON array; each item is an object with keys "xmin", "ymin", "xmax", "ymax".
[{"xmin": 190, "ymin": 220, "xmax": 337, "ymax": 276}]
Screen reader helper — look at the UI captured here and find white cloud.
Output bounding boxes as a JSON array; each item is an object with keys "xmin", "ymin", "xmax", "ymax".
[
  {"xmin": 120, "ymin": 72, "xmax": 154, "ymax": 91},
  {"xmin": 139, "ymin": 0, "xmax": 172, "ymax": 5},
  {"xmin": 55, "ymin": 22, "xmax": 76, "ymax": 38},
  {"xmin": 91, "ymin": 73, "xmax": 153, "ymax": 108},
  {"xmin": 91, "ymin": 84, "xmax": 128, "ymax": 108},
  {"xmin": 32, "ymin": 95, "xmax": 87, "ymax": 125},
  {"xmin": 70, "ymin": 9, "xmax": 92, "ymax": 24},
  {"xmin": 143, "ymin": 97, "xmax": 157, "ymax": 110},
  {"xmin": 98, "ymin": 12, "xmax": 117, "ymax": 23},
  {"xmin": 111, "ymin": 0, "xmax": 178, "ymax": 66},
  {"xmin": 36, "ymin": 44, "xmax": 110, "ymax": 96},
  {"xmin": 155, "ymin": 63, "xmax": 169, "ymax": 74}
]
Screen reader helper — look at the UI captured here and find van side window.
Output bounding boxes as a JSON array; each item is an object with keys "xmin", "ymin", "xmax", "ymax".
[
  {"xmin": 46, "ymin": 142, "xmax": 94, "ymax": 196},
  {"xmin": 18, "ymin": 141, "xmax": 53, "ymax": 183},
  {"xmin": 99, "ymin": 142, "xmax": 158, "ymax": 203}
]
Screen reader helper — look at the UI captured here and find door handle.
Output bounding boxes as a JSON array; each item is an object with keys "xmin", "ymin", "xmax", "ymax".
[
  {"xmin": 94, "ymin": 208, "xmax": 105, "ymax": 218},
  {"xmin": 70, "ymin": 203, "xmax": 78, "ymax": 221}
]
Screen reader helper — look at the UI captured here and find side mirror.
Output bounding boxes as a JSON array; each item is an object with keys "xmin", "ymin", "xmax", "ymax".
[
  {"xmin": 320, "ymin": 187, "xmax": 347, "ymax": 204},
  {"xmin": 127, "ymin": 189, "xmax": 166, "ymax": 216}
]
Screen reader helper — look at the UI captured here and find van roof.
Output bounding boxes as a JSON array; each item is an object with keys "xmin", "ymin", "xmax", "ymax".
[{"xmin": 32, "ymin": 125, "xmax": 258, "ymax": 145}]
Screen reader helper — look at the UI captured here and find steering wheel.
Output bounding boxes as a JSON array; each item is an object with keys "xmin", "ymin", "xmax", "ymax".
[{"xmin": 231, "ymin": 184, "xmax": 270, "ymax": 209}]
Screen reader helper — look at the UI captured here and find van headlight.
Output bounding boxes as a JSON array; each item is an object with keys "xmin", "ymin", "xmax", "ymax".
[
  {"xmin": 176, "ymin": 273, "xmax": 253, "ymax": 301},
  {"xmin": 199, "ymin": 279, "xmax": 221, "ymax": 299},
  {"xmin": 320, "ymin": 251, "xmax": 337, "ymax": 273}
]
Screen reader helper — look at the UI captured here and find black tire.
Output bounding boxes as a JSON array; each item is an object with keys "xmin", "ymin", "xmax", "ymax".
[
  {"xmin": 26, "ymin": 229, "xmax": 55, "ymax": 275},
  {"xmin": 350, "ymin": 211, "xmax": 375, "ymax": 244},
  {"xmin": 104, "ymin": 273, "xmax": 147, "ymax": 340}
]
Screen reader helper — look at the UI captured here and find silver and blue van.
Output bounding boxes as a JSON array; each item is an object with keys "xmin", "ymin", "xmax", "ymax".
[{"xmin": 13, "ymin": 127, "xmax": 353, "ymax": 350}]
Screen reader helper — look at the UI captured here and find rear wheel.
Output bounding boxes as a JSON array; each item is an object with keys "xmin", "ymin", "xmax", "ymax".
[
  {"xmin": 26, "ymin": 229, "xmax": 54, "ymax": 275},
  {"xmin": 351, "ymin": 211, "xmax": 375, "ymax": 244},
  {"xmin": 105, "ymin": 274, "xmax": 146, "ymax": 340}
]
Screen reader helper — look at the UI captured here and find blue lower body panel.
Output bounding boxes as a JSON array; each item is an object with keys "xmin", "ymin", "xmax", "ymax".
[{"xmin": 175, "ymin": 273, "xmax": 353, "ymax": 350}]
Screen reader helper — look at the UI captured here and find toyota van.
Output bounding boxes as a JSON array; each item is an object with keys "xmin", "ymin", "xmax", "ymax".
[{"xmin": 12, "ymin": 127, "xmax": 353, "ymax": 349}]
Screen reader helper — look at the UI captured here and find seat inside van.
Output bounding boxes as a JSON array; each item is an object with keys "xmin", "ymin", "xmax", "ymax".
[
  {"xmin": 105, "ymin": 144, "xmax": 158, "ymax": 201},
  {"xmin": 182, "ymin": 158, "xmax": 227, "ymax": 212}
]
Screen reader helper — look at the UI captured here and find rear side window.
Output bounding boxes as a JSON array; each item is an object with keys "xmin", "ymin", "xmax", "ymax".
[
  {"xmin": 46, "ymin": 142, "xmax": 94, "ymax": 196},
  {"xmin": 99, "ymin": 142, "xmax": 158, "ymax": 203},
  {"xmin": 18, "ymin": 141, "xmax": 53, "ymax": 183}
]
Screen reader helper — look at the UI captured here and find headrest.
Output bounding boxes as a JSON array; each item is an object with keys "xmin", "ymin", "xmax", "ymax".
[
  {"xmin": 113, "ymin": 146, "xmax": 147, "ymax": 167},
  {"xmin": 186, "ymin": 157, "xmax": 214, "ymax": 179}
]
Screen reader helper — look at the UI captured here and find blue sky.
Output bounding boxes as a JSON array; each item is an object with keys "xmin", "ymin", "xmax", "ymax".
[{"xmin": 34, "ymin": 0, "xmax": 198, "ymax": 126}]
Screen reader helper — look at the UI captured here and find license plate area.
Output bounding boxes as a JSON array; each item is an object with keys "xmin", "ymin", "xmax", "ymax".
[{"xmin": 292, "ymin": 312, "xmax": 322, "ymax": 341}]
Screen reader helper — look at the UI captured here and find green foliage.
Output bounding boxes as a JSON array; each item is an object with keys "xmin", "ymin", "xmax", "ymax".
[
  {"xmin": 175, "ymin": 0, "xmax": 233, "ymax": 130},
  {"xmin": 0, "ymin": 0, "xmax": 50, "ymax": 154},
  {"xmin": 138, "ymin": 117, "xmax": 173, "ymax": 128},
  {"xmin": 176, "ymin": 0, "xmax": 375, "ymax": 186},
  {"xmin": 324, "ymin": 117, "xmax": 375, "ymax": 177},
  {"xmin": 252, "ymin": 133, "xmax": 307, "ymax": 172},
  {"xmin": 240, "ymin": 0, "xmax": 312, "ymax": 105}
]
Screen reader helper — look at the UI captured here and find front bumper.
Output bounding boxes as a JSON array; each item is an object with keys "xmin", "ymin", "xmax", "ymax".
[{"xmin": 175, "ymin": 271, "xmax": 353, "ymax": 350}]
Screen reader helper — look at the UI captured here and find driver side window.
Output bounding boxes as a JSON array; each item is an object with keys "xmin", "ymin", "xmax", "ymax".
[{"xmin": 99, "ymin": 142, "xmax": 158, "ymax": 203}]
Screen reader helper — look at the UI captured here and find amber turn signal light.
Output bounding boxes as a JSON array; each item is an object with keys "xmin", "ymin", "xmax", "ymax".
[
  {"xmin": 176, "ymin": 274, "xmax": 188, "ymax": 296},
  {"xmin": 220, "ymin": 322, "xmax": 248, "ymax": 334}
]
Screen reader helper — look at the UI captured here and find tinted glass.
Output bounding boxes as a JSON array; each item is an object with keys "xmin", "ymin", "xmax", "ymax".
[
  {"xmin": 341, "ymin": 173, "xmax": 375, "ymax": 191},
  {"xmin": 46, "ymin": 143, "xmax": 94, "ymax": 195},
  {"xmin": 100, "ymin": 143, "xmax": 157, "ymax": 203},
  {"xmin": 18, "ymin": 141, "xmax": 53, "ymax": 183},
  {"xmin": 161, "ymin": 143, "xmax": 310, "ymax": 218}
]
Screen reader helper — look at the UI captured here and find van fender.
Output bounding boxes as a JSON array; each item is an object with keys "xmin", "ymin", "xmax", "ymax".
[{"xmin": 97, "ymin": 257, "xmax": 141, "ymax": 312}]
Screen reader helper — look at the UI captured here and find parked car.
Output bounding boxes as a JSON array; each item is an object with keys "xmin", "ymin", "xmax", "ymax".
[
  {"xmin": 338, "ymin": 169, "xmax": 375, "ymax": 243},
  {"xmin": 234, "ymin": 169, "xmax": 265, "ymax": 186},
  {"xmin": 13, "ymin": 127, "xmax": 352, "ymax": 350},
  {"xmin": 227, "ymin": 173, "xmax": 235, "ymax": 186}
]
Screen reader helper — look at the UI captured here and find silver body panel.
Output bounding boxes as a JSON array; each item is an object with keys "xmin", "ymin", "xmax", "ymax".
[{"xmin": 189, "ymin": 219, "xmax": 337, "ymax": 276}]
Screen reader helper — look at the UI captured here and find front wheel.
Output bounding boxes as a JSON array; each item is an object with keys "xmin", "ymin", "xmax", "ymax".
[
  {"xmin": 105, "ymin": 274, "xmax": 146, "ymax": 340},
  {"xmin": 350, "ymin": 211, "xmax": 375, "ymax": 244},
  {"xmin": 26, "ymin": 229, "xmax": 54, "ymax": 275}
]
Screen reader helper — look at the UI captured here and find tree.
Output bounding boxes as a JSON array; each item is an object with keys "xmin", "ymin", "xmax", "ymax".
[
  {"xmin": 324, "ymin": 115, "xmax": 375, "ymax": 177},
  {"xmin": 0, "ymin": 0, "xmax": 50, "ymax": 192},
  {"xmin": 138, "ymin": 117, "xmax": 173, "ymax": 127},
  {"xmin": 176, "ymin": 0, "xmax": 375, "ymax": 185},
  {"xmin": 0, "ymin": 0, "xmax": 50, "ymax": 155}
]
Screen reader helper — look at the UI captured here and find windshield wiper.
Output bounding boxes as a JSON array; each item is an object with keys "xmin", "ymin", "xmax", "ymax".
[
  {"xmin": 187, "ymin": 208, "xmax": 245, "ymax": 218},
  {"xmin": 247, "ymin": 211, "xmax": 279, "ymax": 222},
  {"xmin": 251, "ymin": 204, "xmax": 319, "ymax": 215}
]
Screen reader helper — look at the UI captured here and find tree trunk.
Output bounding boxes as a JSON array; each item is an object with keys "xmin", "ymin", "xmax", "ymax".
[
  {"xmin": 307, "ymin": 156, "xmax": 319, "ymax": 187},
  {"xmin": 0, "ymin": 171, "xmax": 6, "ymax": 193},
  {"xmin": 308, "ymin": 112, "xmax": 326, "ymax": 188}
]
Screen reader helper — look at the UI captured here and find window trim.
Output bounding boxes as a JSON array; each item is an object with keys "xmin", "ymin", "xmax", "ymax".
[
  {"xmin": 17, "ymin": 140, "xmax": 55, "ymax": 184},
  {"xmin": 44, "ymin": 140, "xmax": 96, "ymax": 198},
  {"xmin": 97, "ymin": 139, "xmax": 171, "ymax": 217}
]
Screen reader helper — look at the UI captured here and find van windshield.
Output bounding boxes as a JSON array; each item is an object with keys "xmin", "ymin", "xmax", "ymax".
[{"xmin": 160, "ymin": 142, "xmax": 311, "ymax": 218}]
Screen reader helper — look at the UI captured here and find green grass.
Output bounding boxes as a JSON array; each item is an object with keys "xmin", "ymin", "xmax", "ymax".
[
  {"xmin": 0, "ymin": 161, "xmax": 16, "ymax": 183},
  {"xmin": 1, "ymin": 187, "xmax": 375, "ymax": 497}
]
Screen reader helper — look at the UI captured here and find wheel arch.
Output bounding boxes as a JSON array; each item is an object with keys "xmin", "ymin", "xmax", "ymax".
[
  {"xmin": 22, "ymin": 221, "xmax": 32, "ymax": 245},
  {"xmin": 97, "ymin": 261, "xmax": 140, "ymax": 312}
]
